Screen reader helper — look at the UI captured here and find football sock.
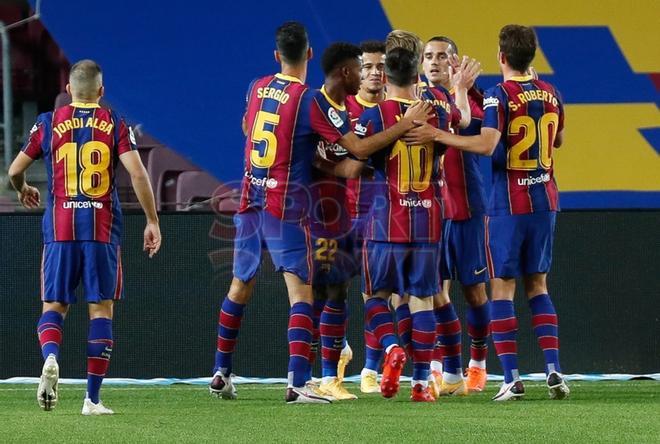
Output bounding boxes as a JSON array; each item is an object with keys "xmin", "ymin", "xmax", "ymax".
[
  {"xmin": 365, "ymin": 298, "xmax": 397, "ymax": 350},
  {"xmin": 435, "ymin": 303, "xmax": 463, "ymax": 376},
  {"xmin": 363, "ymin": 322, "xmax": 383, "ymax": 371},
  {"xmin": 395, "ymin": 303, "xmax": 412, "ymax": 357},
  {"xmin": 37, "ymin": 311, "xmax": 64, "ymax": 360},
  {"xmin": 320, "ymin": 300, "xmax": 346, "ymax": 378},
  {"xmin": 490, "ymin": 300, "xmax": 519, "ymax": 383},
  {"xmin": 214, "ymin": 297, "xmax": 245, "ymax": 376},
  {"xmin": 411, "ymin": 309, "xmax": 435, "ymax": 385},
  {"xmin": 306, "ymin": 298, "xmax": 324, "ymax": 381},
  {"xmin": 529, "ymin": 294, "xmax": 561, "ymax": 374},
  {"xmin": 287, "ymin": 302, "xmax": 313, "ymax": 388},
  {"xmin": 467, "ymin": 300, "xmax": 490, "ymax": 367},
  {"xmin": 86, "ymin": 318, "xmax": 113, "ymax": 404}
]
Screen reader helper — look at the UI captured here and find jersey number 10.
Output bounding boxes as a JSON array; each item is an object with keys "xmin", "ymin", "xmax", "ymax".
[
  {"xmin": 56, "ymin": 141, "xmax": 111, "ymax": 198},
  {"xmin": 508, "ymin": 112, "xmax": 559, "ymax": 171}
]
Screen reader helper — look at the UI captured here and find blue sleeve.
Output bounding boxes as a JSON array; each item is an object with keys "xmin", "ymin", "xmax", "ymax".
[{"xmin": 482, "ymin": 85, "xmax": 506, "ymax": 133}]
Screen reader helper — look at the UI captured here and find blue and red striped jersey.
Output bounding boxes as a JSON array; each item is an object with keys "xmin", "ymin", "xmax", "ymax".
[
  {"xmin": 356, "ymin": 97, "xmax": 452, "ymax": 243},
  {"xmin": 21, "ymin": 103, "xmax": 136, "ymax": 244},
  {"xmin": 482, "ymin": 75, "xmax": 564, "ymax": 215},
  {"xmin": 444, "ymin": 88, "xmax": 488, "ymax": 220},
  {"xmin": 239, "ymin": 73, "xmax": 316, "ymax": 222},
  {"xmin": 418, "ymin": 83, "xmax": 462, "ymax": 220},
  {"xmin": 309, "ymin": 86, "xmax": 353, "ymax": 236},
  {"xmin": 345, "ymin": 94, "xmax": 378, "ymax": 220}
]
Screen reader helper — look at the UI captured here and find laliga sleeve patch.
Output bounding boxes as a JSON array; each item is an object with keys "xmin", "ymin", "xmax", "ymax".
[{"xmin": 328, "ymin": 107, "xmax": 345, "ymax": 128}]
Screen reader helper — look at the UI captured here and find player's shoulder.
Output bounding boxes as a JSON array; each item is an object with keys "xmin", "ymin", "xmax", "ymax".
[{"xmin": 533, "ymin": 79, "xmax": 563, "ymax": 100}]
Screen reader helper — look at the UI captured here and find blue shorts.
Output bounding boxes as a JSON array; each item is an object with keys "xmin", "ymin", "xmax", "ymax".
[
  {"xmin": 486, "ymin": 212, "xmax": 556, "ymax": 278},
  {"xmin": 41, "ymin": 241, "xmax": 123, "ymax": 304},
  {"xmin": 441, "ymin": 215, "xmax": 489, "ymax": 286},
  {"xmin": 362, "ymin": 241, "xmax": 440, "ymax": 297},
  {"xmin": 232, "ymin": 209, "xmax": 313, "ymax": 284},
  {"xmin": 312, "ymin": 234, "xmax": 358, "ymax": 287}
]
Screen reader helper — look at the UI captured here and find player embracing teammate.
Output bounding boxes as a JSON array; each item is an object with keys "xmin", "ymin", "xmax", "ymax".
[{"xmin": 406, "ymin": 24, "xmax": 569, "ymax": 401}]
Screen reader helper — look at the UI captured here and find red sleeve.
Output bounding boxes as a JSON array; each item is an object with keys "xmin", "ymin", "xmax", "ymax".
[
  {"xmin": 116, "ymin": 119, "xmax": 137, "ymax": 155},
  {"xmin": 21, "ymin": 121, "xmax": 45, "ymax": 159},
  {"xmin": 310, "ymin": 97, "xmax": 351, "ymax": 144}
]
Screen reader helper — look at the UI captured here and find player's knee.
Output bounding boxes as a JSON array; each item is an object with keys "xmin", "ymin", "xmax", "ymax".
[
  {"xmin": 326, "ymin": 284, "xmax": 348, "ymax": 303},
  {"xmin": 463, "ymin": 283, "xmax": 488, "ymax": 306},
  {"xmin": 43, "ymin": 302, "xmax": 69, "ymax": 317},
  {"xmin": 227, "ymin": 277, "xmax": 254, "ymax": 304},
  {"xmin": 433, "ymin": 291, "xmax": 450, "ymax": 308},
  {"xmin": 89, "ymin": 300, "xmax": 113, "ymax": 319},
  {"xmin": 523, "ymin": 273, "xmax": 548, "ymax": 298}
]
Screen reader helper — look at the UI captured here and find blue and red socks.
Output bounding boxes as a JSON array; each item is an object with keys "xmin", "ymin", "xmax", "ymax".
[
  {"xmin": 363, "ymin": 322, "xmax": 382, "ymax": 372},
  {"xmin": 435, "ymin": 303, "xmax": 463, "ymax": 380},
  {"xmin": 490, "ymin": 300, "xmax": 519, "ymax": 383},
  {"xmin": 411, "ymin": 309, "xmax": 436, "ymax": 386},
  {"xmin": 214, "ymin": 297, "xmax": 245, "ymax": 376},
  {"xmin": 288, "ymin": 302, "xmax": 313, "ymax": 388},
  {"xmin": 365, "ymin": 298, "xmax": 397, "ymax": 351},
  {"xmin": 86, "ymin": 318, "xmax": 113, "ymax": 404},
  {"xmin": 37, "ymin": 311, "xmax": 64, "ymax": 360},
  {"xmin": 467, "ymin": 301, "xmax": 490, "ymax": 368},
  {"xmin": 395, "ymin": 303, "xmax": 412, "ymax": 357},
  {"xmin": 529, "ymin": 294, "xmax": 561, "ymax": 374},
  {"xmin": 320, "ymin": 300, "xmax": 346, "ymax": 378},
  {"xmin": 305, "ymin": 298, "xmax": 324, "ymax": 382}
]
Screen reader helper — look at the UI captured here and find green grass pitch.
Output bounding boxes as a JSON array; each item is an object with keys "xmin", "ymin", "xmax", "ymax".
[{"xmin": 1, "ymin": 381, "xmax": 658, "ymax": 443}]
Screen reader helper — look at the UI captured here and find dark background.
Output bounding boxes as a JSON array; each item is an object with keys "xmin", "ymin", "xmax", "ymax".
[{"xmin": 1, "ymin": 211, "xmax": 658, "ymax": 379}]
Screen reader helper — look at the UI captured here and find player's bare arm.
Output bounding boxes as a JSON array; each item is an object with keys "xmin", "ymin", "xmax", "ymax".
[
  {"xmin": 119, "ymin": 150, "xmax": 161, "ymax": 257},
  {"xmin": 555, "ymin": 129, "xmax": 564, "ymax": 148},
  {"xmin": 403, "ymin": 125, "xmax": 501, "ymax": 156},
  {"xmin": 312, "ymin": 154, "xmax": 365, "ymax": 179},
  {"xmin": 8, "ymin": 152, "xmax": 40, "ymax": 209},
  {"xmin": 341, "ymin": 100, "xmax": 433, "ymax": 158},
  {"xmin": 451, "ymin": 56, "xmax": 481, "ymax": 129}
]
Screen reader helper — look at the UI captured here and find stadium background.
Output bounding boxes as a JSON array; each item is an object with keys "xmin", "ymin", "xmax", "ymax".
[{"xmin": 0, "ymin": 0, "xmax": 658, "ymax": 380}]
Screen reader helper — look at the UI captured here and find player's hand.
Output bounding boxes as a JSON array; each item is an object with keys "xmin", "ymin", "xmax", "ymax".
[
  {"xmin": 17, "ymin": 185, "xmax": 40, "ymax": 209},
  {"xmin": 527, "ymin": 66, "xmax": 539, "ymax": 80},
  {"xmin": 402, "ymin": 100, "xmax": 434, "ymax": 125},
  {"xmin": 143, "ymin": 222, "xmax": 161, "ymax": 258},
  {"xmin": 451, "ymin": 56, "xmax": 482, "ymax": 91},
  {"xmin": 402, "ymin": 122, "xmax": 443, "ymax": 145}
]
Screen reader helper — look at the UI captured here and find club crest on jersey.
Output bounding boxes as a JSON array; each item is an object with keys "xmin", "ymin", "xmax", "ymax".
[
  {"xmin": 29, "ymin": 124, "xmax": 38, "ymax": 134},
  {"xmin": 128, "ymin": 126, "xmax": 137, "ymax": 145},
  {"xmin": 327, "ymin": 107, "xmax": 345, "ymax": 128}
]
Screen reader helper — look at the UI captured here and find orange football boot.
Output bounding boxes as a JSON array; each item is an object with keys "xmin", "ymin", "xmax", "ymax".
[
  {"xmin": 410, "ymin": 383, "xmax": 436, "ymax": 402},
  {"xmin": 380, "ymin": 346, "xmax": 407, "ymax": 398},
  {"xmin": 466, "ymin": 367, "xmax": 487, "ymax": 392}
]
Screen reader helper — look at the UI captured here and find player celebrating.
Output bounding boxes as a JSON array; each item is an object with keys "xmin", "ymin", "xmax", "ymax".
[
  {"xmin": 210, "ymin": 22, "xmax": 430, "ymax": 404},
  {"xmin": 343, "ymin": 40, "xmax": 387, "ymax": 394},
  {"xmin": 355, "ymin": 47, "xmax": 461, "ymax": 402},
  {"xmin": 422, "ymin": 36, "xmax": 491, "ymax": 393},
  {"xmin": 8, "ymin": 60, "xmax": 161, "ymax": 415},
  {"xmin": 308, "ymin": 42, "xmax": 365, "ymax": 401},
  {"xmin": 404, "ymin": 25, "xmax": 569, "ymax": 401}
]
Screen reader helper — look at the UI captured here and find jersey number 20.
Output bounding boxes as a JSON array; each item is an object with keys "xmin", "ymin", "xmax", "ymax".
[{"xmin": 508, "ymin": 112, "xmax": 559, "ymax": 171}]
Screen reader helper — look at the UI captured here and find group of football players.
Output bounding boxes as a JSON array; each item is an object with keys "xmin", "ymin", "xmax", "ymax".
[{"xmin": 209, "ymin": 22, "xmax": 570, "ymax": 404}]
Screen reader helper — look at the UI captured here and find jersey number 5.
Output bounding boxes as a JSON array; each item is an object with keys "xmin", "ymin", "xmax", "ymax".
[
  {"xmin": 508, "ymin": 112, "xmax": 559, "ymax": 171},
  {"xmin": 250, "ymin": 111, "xmax": 280, "ymax": 168},
  {"xmin": 56, "ymin": 141, "xmax": 111, "ymax": 198}
]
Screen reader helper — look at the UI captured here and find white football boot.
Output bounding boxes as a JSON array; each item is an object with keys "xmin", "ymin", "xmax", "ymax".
[
  {"xmin": 37, "ymin": 354, "xmax": 59, "ymax": 411},
  {"xmin": 492, "ymin": 380, "xmax": 525, "ymax": 401},
  {"xmin": 547, "ymin": 372, "xmax": 570, "ymax": 400},
  {"xmin": 209, "ymin": 371, "xmax": 237, "ymax": 400},
  {"xmin": 82, "ymin": 397, "xmax": 115, "ymax": 416}
]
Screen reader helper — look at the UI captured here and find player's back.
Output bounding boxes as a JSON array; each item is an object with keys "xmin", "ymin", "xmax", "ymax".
[
  {"xmin": 485, "ymin": 76, "xmax": 564, "ymax": 215},
  {"xmin": 22, "ymin": 102, "xmax": 135, "ymax": 244},
  {"xmin": 239, "ymin": 73, "xmax": 314, "ymax": 222},
  {"xmin": 357, "ymin": 98, "xmax": 444, "ymax": 243}
]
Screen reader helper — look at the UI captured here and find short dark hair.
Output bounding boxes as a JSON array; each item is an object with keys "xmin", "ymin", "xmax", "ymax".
[
  {"xmin": 384, "ymin": 47, "xmax": 418, "ymax": 87},
  {"xmin": 427, "ymin": 36, "xmax": 458, "ymax": 54},
  {"xmin": 360, "ymin": 40, "xmax": 386, "ymax": 55},
  {"xmin": 275, "ymin": 21, "xmax": 309, "ymax": 64},
  {"xmin": 321, "ymin": 42, "xmax": 362, "ymax": 75},
  {"xmin": 499, "ymin": 24, "xmax": 537, "ymax": 72}
]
